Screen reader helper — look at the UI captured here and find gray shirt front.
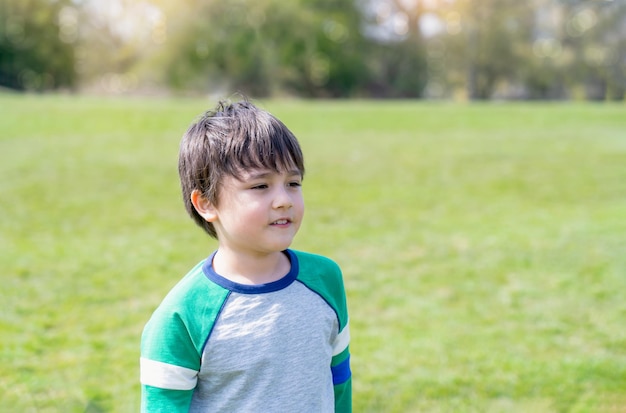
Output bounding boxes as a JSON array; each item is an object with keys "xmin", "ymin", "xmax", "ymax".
[{"xmin": 190, "ymin": 281, "xmax": 339, "ymax": 412}]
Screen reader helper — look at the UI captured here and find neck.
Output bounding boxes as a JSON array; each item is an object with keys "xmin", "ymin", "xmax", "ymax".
[{"xmin": 212, "ymin": 248, "xmax": 290, "ymax": 285}]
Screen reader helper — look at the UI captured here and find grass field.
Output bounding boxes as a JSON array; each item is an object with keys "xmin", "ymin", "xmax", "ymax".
[{"xmin": 1, "ymin": 94, "xmax": 625, "ymax": 412}]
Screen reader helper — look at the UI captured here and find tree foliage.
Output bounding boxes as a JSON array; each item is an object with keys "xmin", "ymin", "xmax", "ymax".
[
  {"xmin": 161, "ymin": 0, "xmax": 370, "ymax": 97},
  {"xmin": 0, "ymin": 0, "xmax": 76, "ymax": 91},
  {"xmin": 1, "ymin": 0, "xmax": 624, "ymax": 100}
]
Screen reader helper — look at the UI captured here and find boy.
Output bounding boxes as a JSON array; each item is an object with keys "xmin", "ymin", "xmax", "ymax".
[{"xmin": 140, "ymin": 100, "xmax": 351, "ymax": 412}]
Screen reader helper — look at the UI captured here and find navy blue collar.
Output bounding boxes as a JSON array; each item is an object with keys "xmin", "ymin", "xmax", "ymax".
[{"xmin": 202, "ymin": 249, "xmax": 299, "ymax": 294}]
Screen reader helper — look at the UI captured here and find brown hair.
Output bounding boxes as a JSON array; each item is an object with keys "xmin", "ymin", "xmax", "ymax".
[{"xmin": 178, "ymin": 100, "xmax": 305, "ymax": 238}]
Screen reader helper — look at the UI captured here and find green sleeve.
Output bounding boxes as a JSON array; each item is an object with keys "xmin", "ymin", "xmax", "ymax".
[
  {"xmin": 334, "ymin": 376, "xmax": 352, "ymax": 413},
  {"xmin": 141, "ymin": 386, "xmax": 193, "ymax": 412},
  {"xmin": 140, "ymin": 263, "xmax": 230, "ymax": 411},
  {"xmin": 332, "ymin": 346, "xmax": 352, "ymax": 412}
]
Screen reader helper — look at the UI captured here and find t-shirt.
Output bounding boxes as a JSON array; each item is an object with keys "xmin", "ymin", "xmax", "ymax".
[{"xmin": 140, "ymin": 249, "xmax": 351, "ymax": 412}]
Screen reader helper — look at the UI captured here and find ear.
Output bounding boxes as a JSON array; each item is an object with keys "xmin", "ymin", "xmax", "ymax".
[{"xmin": 190, "ymin": 190, "xmax": 218, "ymax": 222}]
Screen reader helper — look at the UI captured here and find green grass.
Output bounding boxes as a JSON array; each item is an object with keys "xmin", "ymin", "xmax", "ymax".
[{"xmin": 1, "ymin": 94, "xmax": 625, "ymax": 412}]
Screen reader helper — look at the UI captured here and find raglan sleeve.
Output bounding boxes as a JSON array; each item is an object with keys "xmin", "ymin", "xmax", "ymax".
[
  {"xmin": 331, "ymin": 320, "xmax": 352, "ymax": 413},
  {"xmin": 293, "ymin": 250, "xmax": 353, "ymax": 412},
  {"xmin": 330, "ymin": 268, "xmax": 352, "ymax": 413},
  {"xmin": 140, "ymin": 304, "xmax": 201, "ymax": 413}
]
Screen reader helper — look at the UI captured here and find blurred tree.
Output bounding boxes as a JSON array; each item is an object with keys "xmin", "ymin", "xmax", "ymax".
[
  {"xmin": 560, "ymin": 0, "xmax": 626, "ymax": 100},
  {"xmin": 601, "ymin": 2, "xmax": 626, "ymax": 101},
  {"xmin": 161, "ymin": 0, "xmax": 369, "ymax": 97},
  {"xmin": 448, "ymin": 0, "xmax": 535, "ymax": 99},
  {"xmin": 73, "ymin": 0, "xmax": 168, "ymax": 94},
  {"xmin": 0, "ymin": 0, "xmax": 76, "ymax": 91},
  {"xmin": 515, "ymin": 0, "xmax": 569, "ymax": 99},
  {"xmin": 359, "ymin": 0, "xmax": 429, "ymax": 98},
  {"xmin": 299, "ymin": 0, "xmax": 371, "ymax": 97},
  {"xmin": 439, "ymin": 0, "xmax": 625, "ymax": 100},
  {"xmin": 2, "ymin": 0, "xmax": 622, "ymax": 99}
]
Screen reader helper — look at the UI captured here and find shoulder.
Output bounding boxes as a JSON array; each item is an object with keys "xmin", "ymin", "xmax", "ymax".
[
  {"xmin": 291, "ymin": 250, "xmax": 342, "ymax": 277},
  {"xmin": 157, "ymin": 259, "xmax": 227, "ymax": 313},
  {"xmin": 290, "ymin": 250, "xmax": 348, "ymax": 329},
  {"xmin": 142, "ymin": 259, "xmax": 230, "ymax": 360}
]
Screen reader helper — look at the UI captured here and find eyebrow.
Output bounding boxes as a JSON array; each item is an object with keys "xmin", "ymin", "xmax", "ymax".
[{"xmin": 245, "ymin": 169, "xmax": 302, "ymax": 180}]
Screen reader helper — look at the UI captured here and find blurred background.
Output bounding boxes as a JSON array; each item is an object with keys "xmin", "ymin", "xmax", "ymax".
[
  {"xmin": 1, "ymin": 0, "xmax": 625, "ymax": 100},
  {"xmin": 2, "ymin": 1, "xmax": 626, "ymax": 411}
]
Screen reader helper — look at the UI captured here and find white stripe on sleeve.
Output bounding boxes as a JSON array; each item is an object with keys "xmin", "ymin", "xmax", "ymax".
[
  {"xmin": 332, "ymin": 320, "xmax": 350, "ymax": 356},
  {"xmin": 140, "ymin": 357, "xmax": 198, "ymax": 390}
]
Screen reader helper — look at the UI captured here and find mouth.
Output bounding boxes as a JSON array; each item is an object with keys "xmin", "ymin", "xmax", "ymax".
[{"xmin": 271, "ymin": 219, "xmax": 291, "ymax": 225}]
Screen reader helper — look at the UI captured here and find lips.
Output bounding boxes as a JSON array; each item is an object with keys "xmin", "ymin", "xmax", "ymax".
[{"xmin": 271, "ymin": 219, "xmax": 290, "ymax": 225}]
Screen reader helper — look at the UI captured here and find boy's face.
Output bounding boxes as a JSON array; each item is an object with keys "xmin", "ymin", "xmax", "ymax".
[{"xmin": 208, "ymin": 168, "xmax": 304, "ymax": 256}]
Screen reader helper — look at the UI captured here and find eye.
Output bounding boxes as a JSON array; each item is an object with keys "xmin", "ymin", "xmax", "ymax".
[
  {"xmin": 288, "ymin": 181, "xmax": 302, "ymax": 188},
  {"xmin": 251, "ymin": 184, "xmax": 268, "ymax": 190}
]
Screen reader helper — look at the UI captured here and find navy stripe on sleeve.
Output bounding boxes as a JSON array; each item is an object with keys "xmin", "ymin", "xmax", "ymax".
[{"xmin": 331, "ymin": 356, "xmax": 351, "ymax": 385}]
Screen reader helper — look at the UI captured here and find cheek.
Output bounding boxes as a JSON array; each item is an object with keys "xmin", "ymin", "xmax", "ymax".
[{"xmin": 295, "ymin": 196, "xmax": 305, "ymax": 216}]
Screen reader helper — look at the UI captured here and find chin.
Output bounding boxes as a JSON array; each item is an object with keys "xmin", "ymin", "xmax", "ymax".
[{"xmin": 271, "ymin": 240, "xmax": 295, "ymax": 252}]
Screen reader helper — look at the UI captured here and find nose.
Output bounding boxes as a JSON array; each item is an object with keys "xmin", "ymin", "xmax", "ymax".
[{"xmin": 272, "ymin": 186, "xmax": 293, "ymax": 209}]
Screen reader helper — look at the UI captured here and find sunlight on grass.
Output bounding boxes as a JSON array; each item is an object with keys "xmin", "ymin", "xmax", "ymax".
[{"xmin": 1, "ymin": 95, "xmax": 625, "ymax": 411}]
